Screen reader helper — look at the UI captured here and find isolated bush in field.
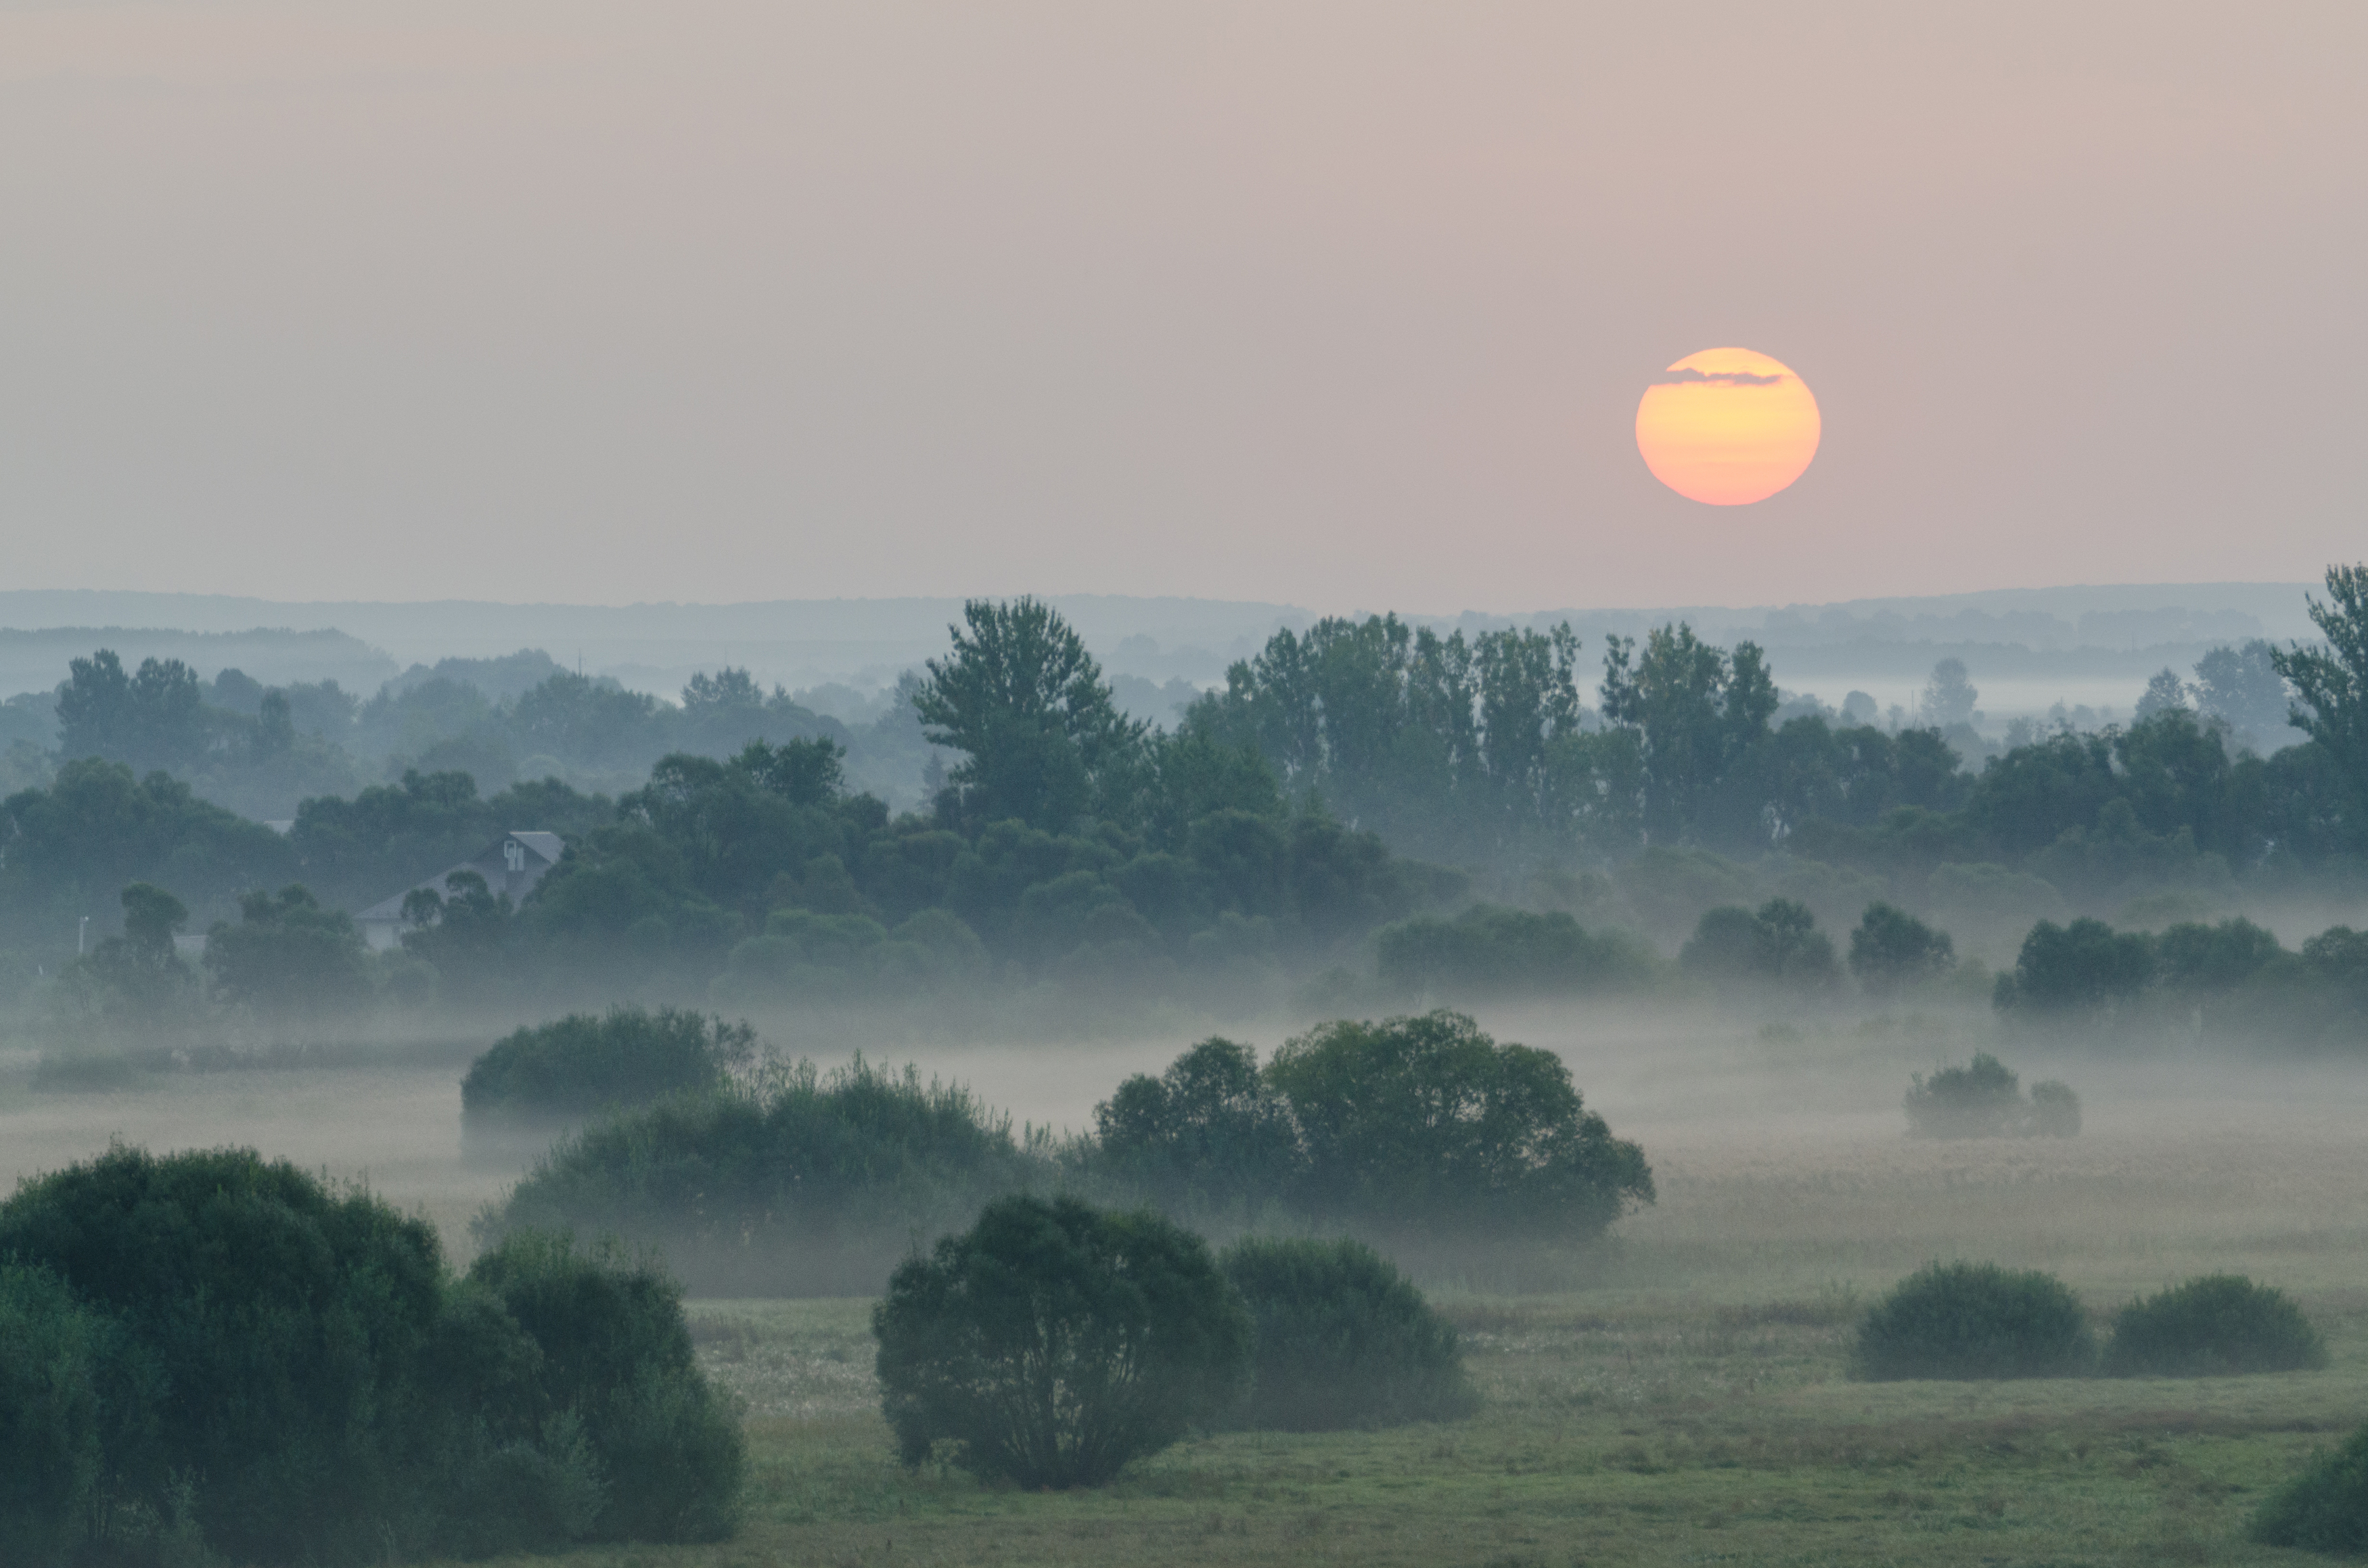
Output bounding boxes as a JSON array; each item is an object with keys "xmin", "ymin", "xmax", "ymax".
[
  {"xmin": 465, "ymin": 1231, "xmax": 746, "ymax": 1544},
  {"xmin": 873, "ymin": 1196, "xmax": 1252, "ymax": 1488},
  {"xmin": 2252, "ymin": 1421, "xmax": 2368, "ymax": 1556},
  {"xmin": 1848, "ymin": 902, "xmax": 1955, "ymax": 994},
  {"xmin": 1092, "ymin": 1036, "xmax": 1304, "ymax": 1218},
  {"xmin": 1904, "ymin": 1054, "xmax": 2079, "ymax": 1138},
  {"xmin": 2103, "ymin": 1274, "xmax": 2327, "ymax": 1377},
  {"xmin": 1850, "ymin": 1262, "xmax": 2096, "ymax": 1381},
  {"xmin": 1904, "ymin": 1054, "xmax": 2024, "ymax": 1138},
  {"xmin": 462, "ymin": 1006, "xmax": 757, "ymax": 1125},
  {"xmin": 1264, "ymin": 1011, "xmax": 1654, "ymax": 1249},
  {"xmin": 2026, "ymin": 1079, "xmax": 2082, "ymax": 1137},
  {"xmin": 1373, "ymin": 903, "xmax": 1658, "ymax": 1000},
  {"xmin": 481, "ymin": 1057, "xmax": 1042, "ymax": 1295},
  {"xmin": 1681, "ymin": 899, "xmax": 1840, "ymax": 992},
  {"xmin": 1221, "ymin": 1237, "xmax": 1478, "ymax": 1431},
  {"xmin": 0, "ymin": 1265, "xmax": 108, "ymax": 1567}
]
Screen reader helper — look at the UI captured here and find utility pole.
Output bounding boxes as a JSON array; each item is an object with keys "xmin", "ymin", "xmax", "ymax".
[{"xmin": 78, "ymin": 915, "xmax": 88, "ymax": 956}]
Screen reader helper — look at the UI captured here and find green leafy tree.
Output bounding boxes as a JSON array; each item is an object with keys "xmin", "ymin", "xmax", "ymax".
[
  {"xmin": 2192, "ymin": 639, "xmax": 2293, "ymax": 747},
  {"xmin": 399, "ymin": 869, "xmax": 515, "ymax": 998},
  {"xmin": 1263, "ymin": 1010, "xmax": 1654, "ymax": 1245},
  {"xmin": 1680, "ymin": 898, "xmax": 1840, "ymax": 991},
  {"xmin": 1848, "ymin": 902, "xmax": 1955, "ymax": 994},
  {"xmin": 2271, "ymin": 562, "xmax": 2368, "ymax": 833},
  {"xmin": 873, "ymin": 1195, "xmax": 1252, "ymax": 1487},
  {"xmin": 2135, "ymin": 667, "xmax": 2189, "ymax": 718},
  {"xmin": 55, "ymin": 649, "xmax": 208, "ymax": 771},
  {"xmin": 60, "ymin": 881, "xmax": 196, "ymax": 1030},
  {"xmin": 203, "ymin": 884, "xmax": 373, "ymax": 1019},
  {"xmin": 1995, "ymin": 917, "xmax": 2154, "ymax": 1017},
  {"xmin": 1091, "ymin": 1036, "xmax": 1304, "ymax": 1216},
  {"xmin": 1917, "ymin": 657, "xmax": 1979, "ymax": 728},
  {"xmin": 1599, "ymin": 623, "xmax": 1778, "ymax": 844},
  {"xmin": 914, "ymin": 598, "xmax": 1148, "ymax": 830}
]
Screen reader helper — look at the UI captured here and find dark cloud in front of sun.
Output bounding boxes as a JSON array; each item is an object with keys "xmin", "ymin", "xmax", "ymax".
[{"xmin": 1654, "ymin": 367, "xmax": 1785, "ymax": 387}]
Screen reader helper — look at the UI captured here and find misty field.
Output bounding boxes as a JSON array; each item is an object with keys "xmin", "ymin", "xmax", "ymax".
[{"xmin": 6, "ymin": 1009, "xmax": 2367, "ymax": 1565}]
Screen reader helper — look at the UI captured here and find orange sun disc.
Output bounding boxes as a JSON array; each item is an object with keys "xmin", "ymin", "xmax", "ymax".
[{"xmin": 1635, "ymin": 348, "xmax": 1821, "ymax": 505}]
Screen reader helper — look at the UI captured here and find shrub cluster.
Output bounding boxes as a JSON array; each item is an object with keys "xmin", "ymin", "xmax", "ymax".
[
  {"xmin": 2103, "ymin": 1274, "xmax": 2327, "ymax": 1377},
  {"xmin": 1904, "ymin": 1054, "xmax": 2080, "ymax": 1138},
  {"xmin": 1854, "ymin": 1264, "xmax": 2329, "ymax": 1388},
  {"xmin": 1096, "ymin": 1011, "xmax": 1655, "ymax": 1267},
  {"xmin": 1221, "ymin": 1237, "xmax": 1477, "ymax": 1431},
  {"xmin": 1847, "ymin": 902, "xmax": 1955, "ymax": 994},
  {"xmin": 481, "ymin": 1011, "xmax": 1653, "ymax": 1295},
  {"xmin": 872, "ymin": 1203, "xmax": 1480, "ymax": 1490},
  {"xmin": 873, "ymin": 1196, "xmax": 1251, "ymax": 1488},
  {"xmin": 462, "ymin": 1005, "xmax": 757, "ymax": 1127},
  {"xmin": 1680, "ymin": 898, "xmax": 1840, "ymax": 992},
  {"xmin": 2252, "ymin": 1421, "xmax": 2368, "ymax": 1556},
  {"xmin": 1373, "ymin": 903, "xmax": 1658, "ymax": 1001},
  {"xmin": 1850, "ymin": 1262, "xmax": 2096, "ymax": 1380},
  {"xmin": 480, "ymin": 1057, "xmax": 1043, "ymax": 1295},
  {"xmin": 0, "ymin": 1146, "xmax": 743, "ymax": 1566}
]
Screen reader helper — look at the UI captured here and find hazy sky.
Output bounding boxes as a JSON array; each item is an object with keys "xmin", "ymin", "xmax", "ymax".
[{"xmin": 2, "ymin": 1, "xmax": 2360, "ymax": 613}]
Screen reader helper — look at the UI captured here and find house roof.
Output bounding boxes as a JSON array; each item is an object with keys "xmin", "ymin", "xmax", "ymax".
[
  {"xmin": 355, "ymin": 831, "xmax": 566, "ymax": 925},
  {"xmin": 509, "ymin": 831, "xmax": 564, "ymax": 865}
]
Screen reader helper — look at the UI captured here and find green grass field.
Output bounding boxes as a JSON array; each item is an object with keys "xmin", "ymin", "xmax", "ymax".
[
  {"xmin": 426, "ymin": 1052, "xmax": 2368, "ymax": 1568},
  {"xmin": 10, "ymin": 1013, "xmax": 2367, "ymax": 1565},
  {"xmin": 413, "ymin": 1281, "xmax": 2357, "ymax": 1568}
]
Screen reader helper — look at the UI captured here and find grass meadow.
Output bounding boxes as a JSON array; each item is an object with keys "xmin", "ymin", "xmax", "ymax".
[{"xmin": 6, "ymin": 1003, "xmax": 2367, "ymax": 1565}]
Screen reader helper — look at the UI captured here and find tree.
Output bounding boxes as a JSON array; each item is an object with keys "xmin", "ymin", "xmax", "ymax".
[
  {"xmin": 914, "ymin": 598, "xmax": 1147, "ymax": 830},
  {"xmin": 55, "ymin": 651, "xmax": 210, "ymax": 773},
  {"xmin": 1262, "ymin": 1010, "xmax": 1654, "ymax": 1244},
  {"xmin": 203, "ymin": 885, "xmax": 373, "ymax": 1019},
  {"xmin": 2272, "ymin": 563, "xmax": 2368, "ymax": 829},
  {"xmin": 1680, "ymin": 898, "xmax": 1840, "ymax": 992},
  {"xmin": 1995, "ymin": 917, "xmax": 2154, "ymax": 1016},
  {"xmin": 1848, "ymin": 902, "xmax": 1955, "ymax": 994},
  {"xmin": 872, "ymin": 1195, "xmax": 1251, "ymax": 1487},
  {"xmin": 62, "ymin": 881, "xmax": 197, "ymax": 1030},
  {"xmin": 1917, "ymin": 658, "xmax": 1979, "ymax": 729},
  {"xmin": 1599, "ymin": 624, "xmax": 1778, "ymax": 844},
  {"xmin": 2136, "ymin": 667, "xmax": 2189, "ymax": 718},
  {"xmin": 2192, "ymin": 639, "xmax": 2294, "ymax": 750},
  {"xmin": 1092, "ymin": 1036, "xmax": 1304, "ymax": 1216}
]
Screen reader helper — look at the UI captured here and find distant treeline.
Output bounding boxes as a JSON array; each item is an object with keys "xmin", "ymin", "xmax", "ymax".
[
  {"xmin": 6, "ymin": 570, "xmax": 2365, "ymax": 1032},
  {"xmin": 5, "ymin": 644, "xmax": 936, "ymax": 819}
]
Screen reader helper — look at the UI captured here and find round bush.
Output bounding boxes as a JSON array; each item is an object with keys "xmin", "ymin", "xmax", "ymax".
[
  {"xmin": 480, "ymin": 1058, "xmax": 1041, "ymax": 1295},
  {"xmin": 465, "ymin": 1230, "xmax": 747, "ymax": 1543},
  {"xmin": 2103, "ymin": 1274, "xmax": 2327, "ymax": 1377},
  {"xmin": 1221, "ymin": 1237, "xmax": 1478, "ymax": 1431},
  {"xmin": 0, "ymin": 1146, "xmax": 744, "ymax": 1564},
  {"xmin": 2253, "ymin": 1421, "xmax": 2368, "ymax": 1556},
  {"xmin": 1850, "ymin": 1262, "xmax": 2097, "ymax": 1381},
  {"xmin": 462, "ymin": 1006, "xmax": 756, "ymax": 1126},
  {"xmin": 0, "ymin": 1265, "xmax": 107, "ymax": 1568},
  {"xmin": 1263, "ymin": 1011, "xmax": 1654, "ymax": 1247},
  {"xmin": 2026, "ymin": 1080, "xmax": 2082, "ymax": 1138},
  {"xmin": 0, "ymin": 1145, "xmax": 448, "ymax": 1565},
  {"xmin": 873, "ymin": 1195, "xmax": 1252, "ymax": 1488}
]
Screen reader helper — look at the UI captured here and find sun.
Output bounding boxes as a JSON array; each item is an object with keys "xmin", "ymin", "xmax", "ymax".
[{"xmin": 1635, "ymin": 348, "xmax": 1821, "ymax": 505}]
